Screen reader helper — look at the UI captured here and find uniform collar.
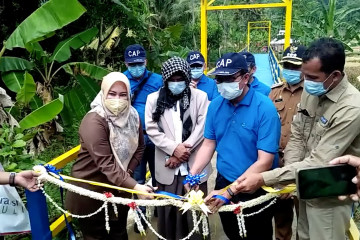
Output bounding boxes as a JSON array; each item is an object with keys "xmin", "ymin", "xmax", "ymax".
[
  {"xmin": 325, "ymin": 74, "xmax": 348, "ymax": 103},
  {"xmin": 285, "ymin": 80, "xmax": 304, "ymax": 92}
]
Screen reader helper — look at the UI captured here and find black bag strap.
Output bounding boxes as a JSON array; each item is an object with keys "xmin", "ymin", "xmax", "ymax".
[{"xmin": 131, "ymin": 72, "xmax": 153, "ymax": 104}]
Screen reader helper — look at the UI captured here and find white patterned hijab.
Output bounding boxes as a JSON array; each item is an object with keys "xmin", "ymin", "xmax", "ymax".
[{"xmin": 90, "ymin": 72, "xmax": 139, "ymax": 171}]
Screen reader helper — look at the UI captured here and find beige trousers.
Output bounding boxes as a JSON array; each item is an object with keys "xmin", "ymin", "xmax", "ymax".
[{"xmin": 297, "ymin": 198, "xmax": 352, "ymax": 240}]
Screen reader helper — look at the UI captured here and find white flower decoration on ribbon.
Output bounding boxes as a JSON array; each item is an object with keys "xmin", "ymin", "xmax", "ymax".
[{"xmin": 181, "ymin": 190, "xmax": 211, "ymax": 216}]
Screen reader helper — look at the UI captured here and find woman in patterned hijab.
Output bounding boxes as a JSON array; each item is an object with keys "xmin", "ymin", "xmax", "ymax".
[{"xmin": 146, "ymin": 57, "xmax": 211, "ymax": 240}]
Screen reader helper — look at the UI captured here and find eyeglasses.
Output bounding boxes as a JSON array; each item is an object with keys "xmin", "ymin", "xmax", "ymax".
[
  {"xmin": 215, "ymin": 73, "xmax": 242, "ymax": 84},
  {"xmin": 128, "ymin": 62, "xmax": 145, "ymax": 67},
  {"xmin": 190, "ymin": 64, "xmax": 204, "ymax": 70}
]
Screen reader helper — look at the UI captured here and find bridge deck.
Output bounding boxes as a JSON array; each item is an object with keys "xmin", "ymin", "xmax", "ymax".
[{"xmin": 254, "ymin": 53, "xmax": 274, "ymax": 87}]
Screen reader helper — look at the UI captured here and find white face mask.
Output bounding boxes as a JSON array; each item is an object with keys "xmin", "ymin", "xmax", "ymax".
[
  {"xmin": 217, "ymin": 81, "xmax": 243, "ymax": 100},
  {"xmin": 104, "ymin": 99, "xmax": 128, "ymax": 115}
]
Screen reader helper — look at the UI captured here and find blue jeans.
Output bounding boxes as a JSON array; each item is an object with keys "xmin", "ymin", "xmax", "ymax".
[{"xmin": 134, "ymin": 134, "xmax": 156, "ymax": 186}]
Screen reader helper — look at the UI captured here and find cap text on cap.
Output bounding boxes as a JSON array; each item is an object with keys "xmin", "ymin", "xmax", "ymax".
[
  {"xmin": 190, "ymin": 53, "xmax": 201, "ymax": 61},
  {"xmin": 216, "ymin": 59, "xmax": 232, "ymax": 68},
  {"xmin": 128, "ymin": 50, "xmax": 141, "ymax": 57}
]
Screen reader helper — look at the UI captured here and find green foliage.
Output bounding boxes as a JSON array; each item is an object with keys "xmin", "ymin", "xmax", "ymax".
[
  {"xmin": 16, "ymin": 72, "xmax": 36, "ymax": 105},
  {"xmin": 62, "ymin": 62, "xmax": 110, "ymax": 81},
  {"xmin": 50, "ymin": 27, "xmax": 99, "ymax": 63},
  {"xmin": 1, "ymin": 71, "xmax": 25, "ymax": 93},
  {"xmin": 1, "ymin": 0, "xmax": 103, "ymax": 128},
  {"xmin": 4, "ymin": 0, "xmax": 86, "ymax": 50},
  {"xmin": 19, "ymin": 98, "xmax": 64, "ymax": 130},
  {"xmin": 0, "ymin": 124, "xmax": 44, "ymax": 172},
  {"xmin": 0, "ymin": 57, "xmax": 34, "ymax": 72},
  {"xmin": 291, "ymin": 0, "xmax": 360, "ymax": 47}
]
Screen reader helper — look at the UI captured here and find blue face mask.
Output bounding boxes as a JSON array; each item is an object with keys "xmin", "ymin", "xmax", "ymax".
[
  {"xmin": 168, "ymin": 81, "xmax": 187, "ymax": 95},
  {"xmin": 282, "ymin": 69, "xmax": 301, "ymax": 85},
  {"xmin": 217, "ymin": 81, "xmax": 243, "ymax": 100},
  {"xmin": 304, "ymin": 73, "xmax": 334, "ymax": 96},
  {"xmin": 128, "ymin": 65, "xmax": 146, "ymax": 78},
  {"xmin": 190, "ymin": 67, "xmax": 204, "ymax": 79}
]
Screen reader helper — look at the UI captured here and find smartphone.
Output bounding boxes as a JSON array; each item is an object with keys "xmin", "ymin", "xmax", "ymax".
[{"xmin": 296, "ymin": 164, "xmax": 357, "ymax": 200}]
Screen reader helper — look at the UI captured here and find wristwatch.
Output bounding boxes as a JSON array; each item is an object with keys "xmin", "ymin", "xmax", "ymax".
[
  {"xmin": 9, "ymin": 172, "xmax": 16, "ymax": 187},
  {"xmin": 226, "ymin": 187, "xmax": 235, "ymax": 198}
]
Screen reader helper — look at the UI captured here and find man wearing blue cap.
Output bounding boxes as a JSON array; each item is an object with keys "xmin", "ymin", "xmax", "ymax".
[
  {"xmin": 186, "ymin": 51, "xmax": 219, "ymax": 101},
  {"xmin": 187, "ymin": 52, "xmax": 281, "ymax": 239},
  {"xmin": 123, "ymin": 44, "xmax": 162, "ymax": 230},
  {"xmin": 240, "ymin": 51, "xmax": 271, "ymax": 96}
]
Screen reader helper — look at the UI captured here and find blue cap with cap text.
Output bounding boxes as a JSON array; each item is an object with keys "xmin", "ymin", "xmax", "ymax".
[
  {"xmin": 186, "ymin": 51, "xmax": 205, "ymax": 65},
  {"xmin": 208, "ymin": 52, "xmax": 248, "ymax": 76},
  {"xmin": 124, "ymin": 44, "xmax": 146, "ymax": 63}
]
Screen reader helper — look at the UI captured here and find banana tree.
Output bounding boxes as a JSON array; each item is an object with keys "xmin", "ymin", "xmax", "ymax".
[
  {"xmin": 292, "ymin": 0, "xmax": 360, "ymax": 48},
  {"xmin": 0, "ymin": 0, "xmax": 111, "ymax": 127}
]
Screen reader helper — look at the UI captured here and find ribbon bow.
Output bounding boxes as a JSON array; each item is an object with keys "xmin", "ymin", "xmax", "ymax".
[
  {"xmin": 183, "ymin": 172, "xmax": 207, "ymax": 187},
  {"xmin": 180, "ymin": 190, "xmax": 211, "ymax": 216}
]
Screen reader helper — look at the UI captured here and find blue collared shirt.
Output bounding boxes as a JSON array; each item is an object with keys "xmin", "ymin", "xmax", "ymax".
[
  {"xmin": 251, "ymin": 76, "xmax": 271, "ymax": 96},
  {"xmin": 196, "ymin": 74, "xmax": 220, "ymax": 101},
  {"xmin": 204, "ymin": 87, "xmax": 281, "ymax": 182},
  {"xmin": 124, "ymin": 69, "xmax": 163, "ymax": 130}
]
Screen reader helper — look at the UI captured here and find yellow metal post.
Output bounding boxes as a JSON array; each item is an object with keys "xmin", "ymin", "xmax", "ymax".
[
  {"xmin": 50, "ymin": 214, "xmax": 72, "ymax": 237},
  {"xmin": 207, "ymin": 0, "xmax": 215, "ymax": 6},
  {"xmin": 247, "ymin": 22, "xmax": 250, "ymax": 51},
  {"xmin": 284, "ymin": 0, "xmax": 292, "ymax": 49},
  {"xmin": 200, "ymin": 1, "xmax": 292, "ymax": 72},
  {"xmin": 200, "ymin": 0, "xmax": 208, "ymax": 73},
  {"xmin": 268, "ymin": 21, "xmax": 271, "ymax": 49},
  {"xmin": 207, "ymin": 2, "xmax": 286, "ymax": 11},
  {"xmin": 47, "ymin": 145, "xmax": 80, "ymax": 169}
]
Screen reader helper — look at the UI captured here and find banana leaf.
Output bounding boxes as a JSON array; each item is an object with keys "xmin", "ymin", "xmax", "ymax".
[
  {"xmin": 5, "ymin": 0, "xmax": 86, "ymax": 50},
  {"xmin": 19, "ymin": 98, "xmax": 63, "ymax": 130},
  {"xmin": 60, "ymin": 87, "xmax": 89, "ymax": 126},
  {"xmin": 16, "ymin": 72, "xmax": 36, "ymax": 104},
  {"xmin": 25, "ymin": 42, "xmax": 48, "ymax": 62},
  {"xmin": 0, "ymin": 57, "xmax": 33, "ymax": 72},
  {"xmin": 29, "ymin": 95, "xmax": 43, "ymax": 111},
  {"xmin": 76, "ymin": 75, "xmax": 100, "ymax": 101},
  {"xmin": 1, "ymin": 71, "xmax": 25, "ymax": 93},
  {"xmin": 50, "ymin": 27, "xmax": 98, "ymax": 63},
  {"xmin": 63, "ymin": 62, "xmax": 110, "ymax": 80}
]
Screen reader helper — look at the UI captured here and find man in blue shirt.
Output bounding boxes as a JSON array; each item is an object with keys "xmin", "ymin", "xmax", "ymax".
[
  {"xmin": 123, "ymin": 44, "xmax": 163, "ymax": 187},
  {"xmin": 186, "ymin": 51, "xmax": 219, "ymax": 100},
  {"xmin": 188, "ymin": 53, "xmax": 280, "ymax": 239},
  {"xmin": 240, "ymin": 51, "xmax": 271, "ymax": 96}
]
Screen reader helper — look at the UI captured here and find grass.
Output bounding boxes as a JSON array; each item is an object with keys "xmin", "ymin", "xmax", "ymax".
[{"xmin": 346, "ymin": 64, "xmax": 360, "ymax": 90}]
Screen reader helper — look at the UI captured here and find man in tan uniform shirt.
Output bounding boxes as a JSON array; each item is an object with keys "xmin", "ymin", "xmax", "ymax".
[
  {"xmin": 270, "ymin": 45, "xmax": 307, "ymax": 240},
  {"xmin": 235, "ymin": 38, "xmax": 360, "ymax": 240}
]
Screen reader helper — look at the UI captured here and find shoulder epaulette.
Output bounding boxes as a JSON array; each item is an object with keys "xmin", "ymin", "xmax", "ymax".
[{"xmin": 271, "ymin": 82, "xmax": 284, "ymax": 89}]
